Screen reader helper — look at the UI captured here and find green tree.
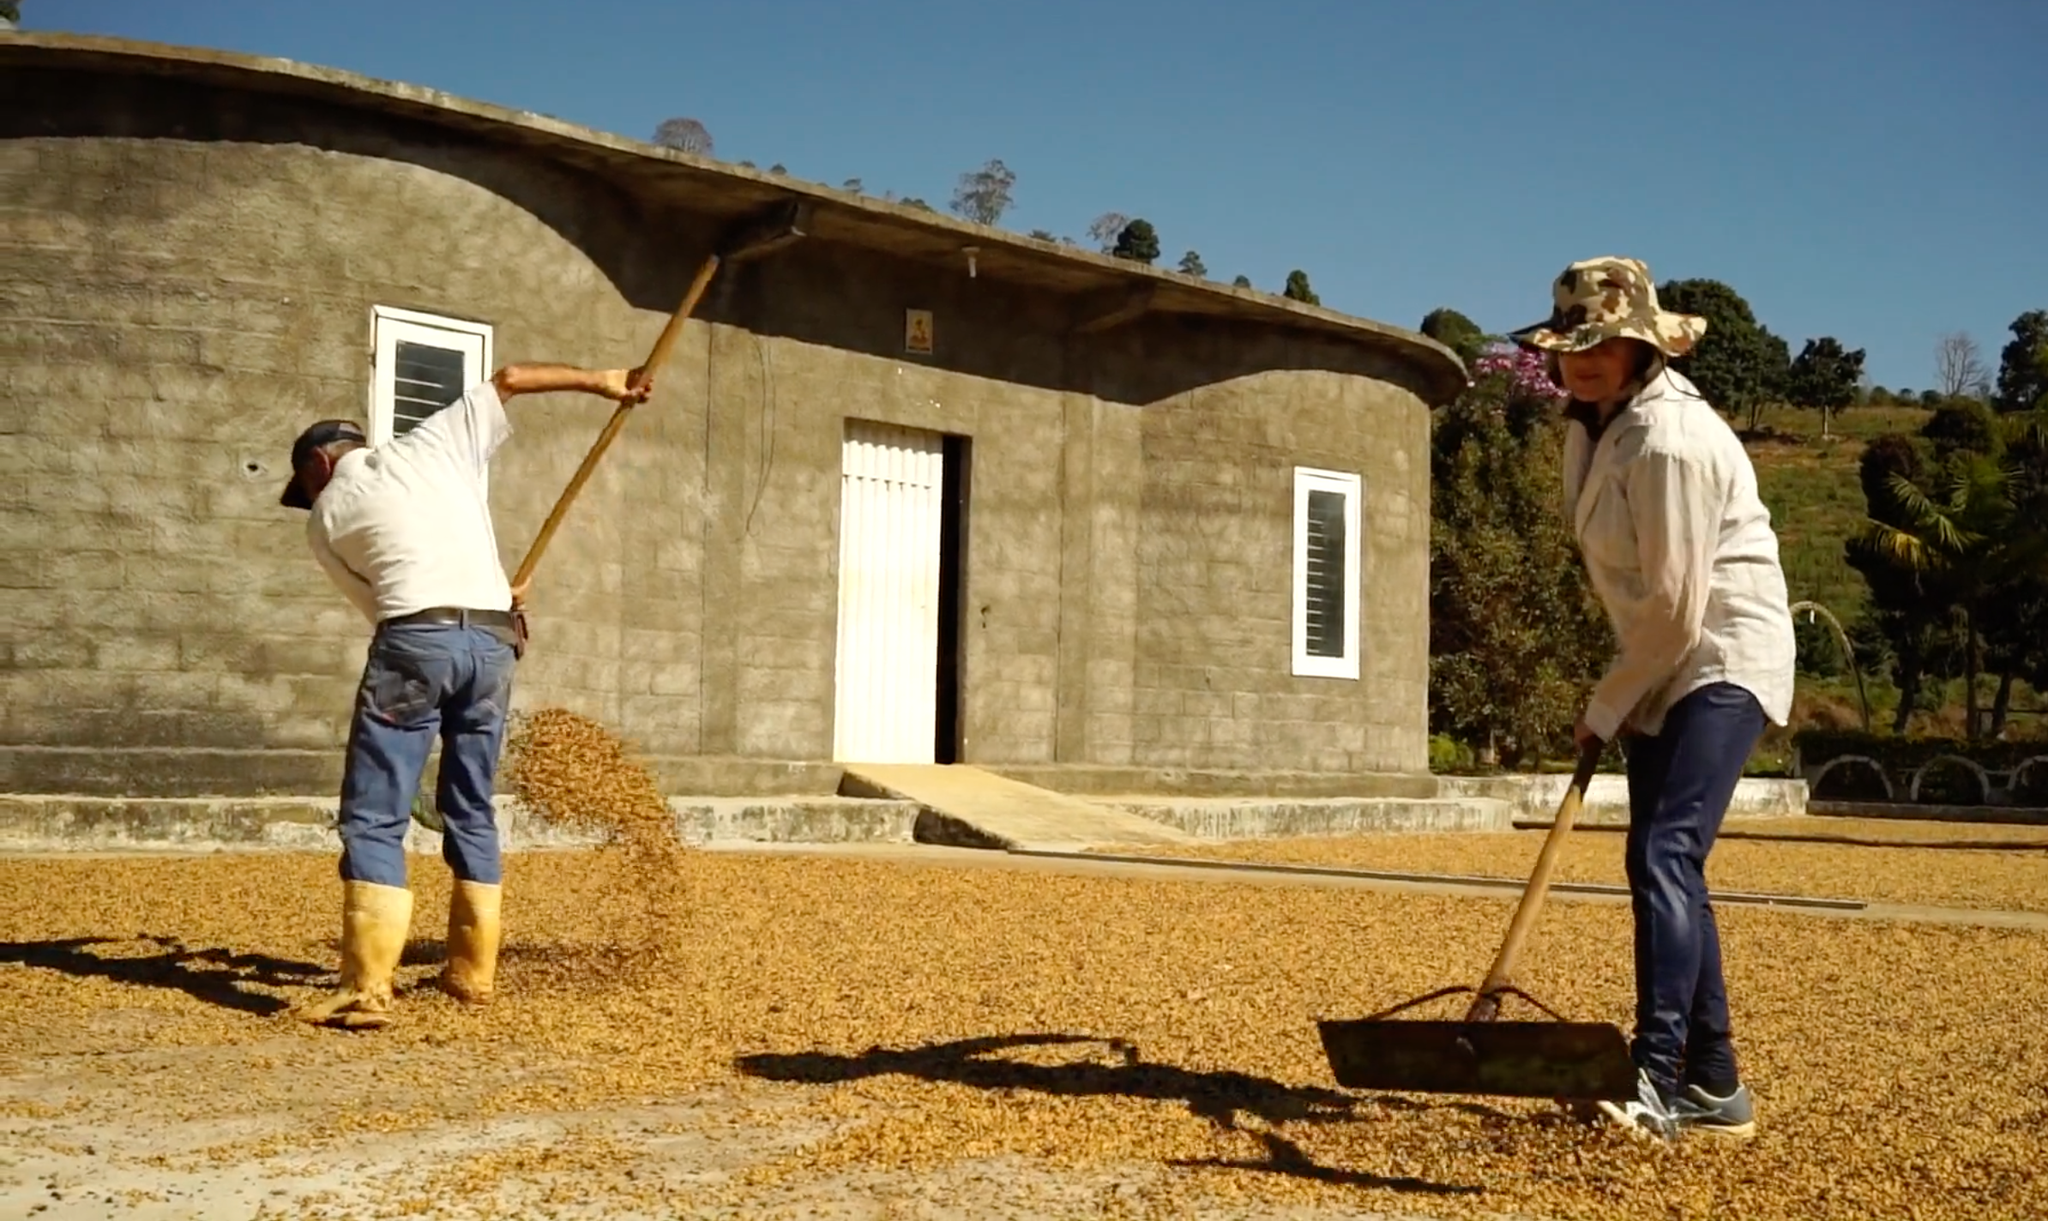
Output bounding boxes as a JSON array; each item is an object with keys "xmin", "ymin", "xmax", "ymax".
[
  {"xmin": 1858, "ymin": 405, "xmax": 2048, "ymax": 739},
  {"xmin": 899, "ymin": 196, "xmax": 934, "ymax": 211},
  {"xmin": 1420, "ymin": 307, "xmax": 1486, "ymax": 364},
  {"xmin": 1845, "ymin": 435, "xmax": 1944, "ymax": 732},
  {"xmin": 949, "ymin": 158, "xmax": 1016, "ymax": 226},
  {"xmin": 1656, "ymin": 279, "xmax": 1790, "ymax": 432},
  {"xmin": 1231, "ymin": 274, "xmax": 1253, "ymax": 289},
  {"xmin": 1429, "ymin": 348, "xmax": 1610, "ymax": 767},
  {"xmin": 1994, "ymin": 309, "xmax": 2048, "ymax": 414},
  {"xmin": 1922, "ymin": 399, "xmax": 2004, "ymax": 461},
  {"xmin": 1866, "ymin": 458, "xmax": 2008, "ymax": 740},
  {"xmin": 1111, "ymin": 219, "xmax": 1159, "ymax": 265},
  {"xmin": 1027, "ymin": 229, "xmax": 1057, "ymax": 242},
  {"xmin": 1979, "ymin": 570, "xmax": 2048, "ymax": 735},
  {"xmin": 1283, "ymin": 270, "xmax": 1319, "ymax": 305},
  {"xmin": 0, "ymin": 2, "xmax": 20, "ymax": 25},
  {"xmin": 1981, "ymin": 408, "xmax": 2048, "ymax": 731},
  {"xmin": 1177, "ymin": 250, "xmax": 1207, "ymax": 278},
  {"xmin": 1786, "ymin": 336, "xmax": 1866, "ymax": 437}
]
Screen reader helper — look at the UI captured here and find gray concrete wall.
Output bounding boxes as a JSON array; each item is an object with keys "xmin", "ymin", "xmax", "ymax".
[
  {"xmin": 4, "ymin": 66, "xmax": 693, "ymax": 795},
  {"xmin": 1132, "ymin": 361, "xmax": 1430, "ymax": 774},
  {"xmin": 1, "ymin": 55, "xmax": 1439, "ymax": 797}
]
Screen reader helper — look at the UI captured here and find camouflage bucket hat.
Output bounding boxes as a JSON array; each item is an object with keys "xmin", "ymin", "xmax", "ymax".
[{"xmin": 1510, "ymin": 255, "xmax": 1706, "ymax": 358}]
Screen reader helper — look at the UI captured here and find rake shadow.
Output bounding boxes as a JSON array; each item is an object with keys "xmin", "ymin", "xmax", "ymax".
[
  {"xmin": 1, "ymin": 935, "xmax": 329, "ymax": 1016},
  {"xmin": 735, "ymin": 1032, "xmax": 1496, "ymax": 1196}
]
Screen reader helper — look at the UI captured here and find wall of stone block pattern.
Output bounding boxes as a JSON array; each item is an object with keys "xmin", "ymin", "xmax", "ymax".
[{"xmin": 0, "ymin": 65, "xmax": 1434, "ymax": 793}]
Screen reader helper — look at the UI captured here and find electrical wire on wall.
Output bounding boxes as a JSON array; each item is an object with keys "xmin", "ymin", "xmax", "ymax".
[
  {"xmin": 744, "ymin": 331, "xmax": 776, "ymax": 538},
  {"xmin": 698, "ymin": 313, "xmax": 718, "ymax": 740}
]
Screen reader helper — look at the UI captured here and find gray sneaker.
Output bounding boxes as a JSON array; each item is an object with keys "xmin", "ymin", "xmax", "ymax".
[
  {"xmin": 1596, "ymin": 1069, "xmax": 1680, "ymax": 1141},
  {"xmin": 1670, "ymin": 1082, "xmax": 1757, "ymax": 1139}
]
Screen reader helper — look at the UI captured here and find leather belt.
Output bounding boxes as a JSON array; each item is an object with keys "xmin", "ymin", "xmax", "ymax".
[{"xmin": 381, "ymin": 606, "xmax": 516, "ymax": 630}]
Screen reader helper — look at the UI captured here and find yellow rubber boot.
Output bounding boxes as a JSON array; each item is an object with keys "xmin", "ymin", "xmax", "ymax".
[
  {"xmin": 292, "ymin": 881, "xmax": 413, "ymax": 1029},
  {"xmin": 438, "ymin": 880, "xmax": 502, "ymax": 1005}
]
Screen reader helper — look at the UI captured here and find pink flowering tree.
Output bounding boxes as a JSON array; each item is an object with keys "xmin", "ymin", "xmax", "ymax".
[
  {"xmin": 1428, "ymin": 338, "xmax": 1606, "ymax": 769},
  {"xmin": 1465, "ymin": 341, "xmax": 1567, "ymax": 411}
]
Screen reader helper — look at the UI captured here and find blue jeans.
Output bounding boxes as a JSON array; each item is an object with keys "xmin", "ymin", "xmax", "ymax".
[
  {"xmin": 1619, "ymin": 681, "xmax": 1766, "ymax": 1097},
  {"xmin": 338, "ymin": 621, "xmax": 517, "ymax": 888}
]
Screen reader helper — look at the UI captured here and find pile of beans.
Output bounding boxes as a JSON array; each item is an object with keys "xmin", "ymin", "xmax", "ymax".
[
  {"xmin": 3, "ymin": 726, "xmax": 2045, "ymax": 1219},
  {"xmin": 1101, "ymin": 819, "xmax": 2048, "ymax": 913},
  {"xmin": 500, "ymin": 707, "xmax": 693, "ymax": 964}
]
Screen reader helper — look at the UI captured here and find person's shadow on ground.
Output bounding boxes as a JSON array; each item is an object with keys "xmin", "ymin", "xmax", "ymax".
[
  {"xmin": 736, "ymin": 1032, "xmax": 1495, "ymax": 1196},
  {"xmin": 0, "ymin": 935, "xmax": 328, "ymax": 1016}
]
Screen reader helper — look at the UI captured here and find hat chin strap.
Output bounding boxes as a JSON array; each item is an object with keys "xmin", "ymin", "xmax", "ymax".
[{"xmin": 1609, "ymin": 350, "xmax": 1667, "ymax": 409}]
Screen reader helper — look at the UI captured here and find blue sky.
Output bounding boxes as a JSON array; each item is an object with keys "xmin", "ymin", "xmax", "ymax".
[{"xmin": 24, "ymin": 0, "xmax": 2047, "ymax": 392}]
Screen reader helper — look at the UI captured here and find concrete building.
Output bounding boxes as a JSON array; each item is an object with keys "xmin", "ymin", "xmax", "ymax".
[{"xmin": 2, "ymin": 33, "xmax": 1466, "ymax": 803}]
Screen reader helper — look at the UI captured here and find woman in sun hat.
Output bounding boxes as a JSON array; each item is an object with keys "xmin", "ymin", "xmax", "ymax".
[{"xmin": 1511, "ymin": 256, "xmax": 1797, "ymax": 1142}]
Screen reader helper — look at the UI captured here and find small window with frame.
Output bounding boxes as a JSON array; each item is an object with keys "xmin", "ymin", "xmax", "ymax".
[
  {"xmin": 368, "ymin": 305, "xmax": 493, "ymax": 444},
  {"xmin": 1291, "ymin": 466, "xmax": 1363, "ymax": 680}
]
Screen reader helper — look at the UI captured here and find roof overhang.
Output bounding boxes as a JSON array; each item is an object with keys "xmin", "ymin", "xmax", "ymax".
[{"xmin": 0, "ymin": 31, "xmax": 1471, "ymax": 405}]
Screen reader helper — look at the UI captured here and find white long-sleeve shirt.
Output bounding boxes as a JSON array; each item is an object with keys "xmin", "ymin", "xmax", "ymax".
[{"xmin": 1564, "ymin": 366, "xmax": 1797, "ymax": 741}]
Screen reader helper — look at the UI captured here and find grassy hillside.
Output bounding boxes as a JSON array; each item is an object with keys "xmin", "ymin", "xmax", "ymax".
[
  {"xmin": 1739, "ymin": 402, "xmax": 2044, "ymax": 746},
  {"xmin": 1743, "ymin": 403, "xmax": 1930, "ymax": 623},
  {"xmin": 1738, "ymin": 404, "xmax": 1920, "ymax": 753},
  {"xmin": 1438, "ymin": 398, "xmax": 2041, "ymax": 774}
]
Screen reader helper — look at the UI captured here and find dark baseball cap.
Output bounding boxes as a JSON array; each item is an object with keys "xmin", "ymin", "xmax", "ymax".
[{"xmin": 279, "ymin": 419, "xmax": 367, "ymax": 509}]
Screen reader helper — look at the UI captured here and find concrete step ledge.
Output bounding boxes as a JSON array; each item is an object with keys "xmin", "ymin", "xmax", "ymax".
[
  {"xmin": 679, "ymin": 797, "xmax": 919, "ymax": 844},
  {"xmin": 0, "ymin": 794, "xmax": 919, "ymax": 854},
  {"xmin": 1434, "ymin": 774, "xmax": 1807, "ymax": 825},
  {"xmin": 1103, "ymin": 796, "xmax": 1514, "ymax": 839}
]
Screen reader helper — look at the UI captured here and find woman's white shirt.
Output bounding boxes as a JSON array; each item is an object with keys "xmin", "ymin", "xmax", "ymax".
[{"xmin": 1563, "ymin": 367, "xmax": 1797, "ymax": 741}]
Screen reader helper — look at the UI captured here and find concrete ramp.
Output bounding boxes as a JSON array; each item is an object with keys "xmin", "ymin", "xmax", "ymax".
[{"xmin": 839, "ymin": 764, "xmax": 1194, "ymax": 851}]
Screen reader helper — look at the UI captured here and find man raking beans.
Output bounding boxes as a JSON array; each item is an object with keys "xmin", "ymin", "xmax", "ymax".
[{"xmin": 277, "ymin": 361, "xmax": 652, "ymax": 1029}]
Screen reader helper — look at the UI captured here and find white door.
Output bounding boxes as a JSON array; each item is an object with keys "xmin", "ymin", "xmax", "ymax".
[{"xmin": 833, "ymin": 420, "xmax": 946, "ymax": 763}]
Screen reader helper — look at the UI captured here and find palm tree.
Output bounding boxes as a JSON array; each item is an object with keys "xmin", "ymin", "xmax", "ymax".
[
  {"xmin": 1987, "ymin": 401, "xmax": 2048, "ymax": 731},
  {"xmin": 1862, "ymin": 452, "xmax": 2013, "ymax": 739}
]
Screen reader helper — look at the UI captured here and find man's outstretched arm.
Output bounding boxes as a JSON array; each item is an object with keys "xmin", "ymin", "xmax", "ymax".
[{"xmin": 490, "ymin": 363, "xmax": 653, "ymax": 403}]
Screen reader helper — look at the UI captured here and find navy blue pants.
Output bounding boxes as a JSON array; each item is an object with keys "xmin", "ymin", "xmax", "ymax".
[
  {"xmin": 337, "ymin": 620, "xmax": 517, "ymax": 888},
  {"xmin": 1619, "ymin": 681, "xmax": 1766, "ymax": 1096}
]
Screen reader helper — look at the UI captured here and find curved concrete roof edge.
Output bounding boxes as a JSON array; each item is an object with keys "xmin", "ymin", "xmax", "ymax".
[{"xmin": 1, "ymin": 30, "xmax": 1472, "ymax": 405}]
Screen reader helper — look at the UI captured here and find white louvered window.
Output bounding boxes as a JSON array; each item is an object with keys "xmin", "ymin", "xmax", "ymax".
[
  {"xmin": 367, "ymin": 304, "xmax": 493, "ymax": 464},
  {"xmin": 1291, "ymin": 467, "xmax": 1362, "ymax": 679}
]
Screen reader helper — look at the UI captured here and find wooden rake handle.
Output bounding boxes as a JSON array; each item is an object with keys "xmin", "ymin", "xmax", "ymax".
[
  {"xmin": 1463, "ymin": 738, "xmax": 1605, "ymax": 1023},
  {"xmin": 509, "ymin": 252, "xmax": 723, "ymax": 591}
]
